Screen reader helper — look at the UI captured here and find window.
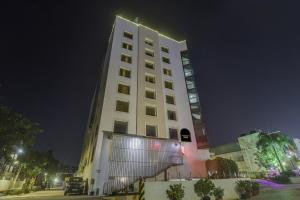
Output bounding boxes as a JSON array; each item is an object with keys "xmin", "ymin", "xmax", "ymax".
[
  {"xmin": 167, "ymin": 110, "xmax": 177, "ymax": 121},
  {"xmin": 123, "ymin": 31, "xmax": 133, "ymax": 39},
  {"xmin": 118, "ymin": 84, "xmax": 130, "ymax": 95},
  {"xmin": 114, "ymin": 121, "xmax": 128, "ymax": 134},
  {"xmin": 145, "ymin": 74, "xmax": 155, "ymax": 83},
  {"xmin": 121, "ymin": 54, "xmax": 132, "ymax": 64},
  {"xmin": 146, "ymin": 106, "xmax": 156, "ymax": 116},
  {"xmin": 122, "ymin": 42, "xmax": 133, "ymax": 50},
  {"xmin": 162, "ymin": 57, "xmax": 170, "ymax": 64},
  {"xmin": 146, "ymin": 125, "xmax": 157, "ymax": 137},
  {"xmin": 163, "ymin": 68, "xmax": 172, "ymax": 76},
  {"xmin": 186, "ymin": 80, "xmax": 195, "ymax": 89},
  {"xmin": 166, "ymin": 95, "xmax": 175, "ymax": 105},
  {"xmin": 116, "ymin": 100, "xmax": 129, "ymax": 112},
  {"xmin": 145, "ymin": 90, "xmax": 156, "ymax": 99},
  {"xmin": 119, "ymin": 68, "xmax": 131, "ymax": 78},
  {"xmin": 161, "ymin": 46, "xmax": 169, "ymax": 53},
  {"xmin": 169, "ymin": 128, "xmax": 178, "ymax": 139},
  {"xmin": 184, "ymin": 68, "xmax": 193, "ymax": 77},
  {"xmin": 164, "ymin": 81, "xmax": 173, "ymax": 89},
  {"xmin": 189, "ymin": 93, "xmax": 198, "ymax": 103},
  {"xmin": 145, "ymin": 61, "xmax": 155, "ymax": 69},
  {"xmin": 145, "ymin": 38, "xmax": 153, "ymax": 46},
  {"xmin": 145, "ymin": 49, "xmax": 154, "ymax": 57}
]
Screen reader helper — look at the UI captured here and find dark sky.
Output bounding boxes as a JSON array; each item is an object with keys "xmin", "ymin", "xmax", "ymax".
[{"xmin": 1, "ymin": 0, "xmax": 300, "ymax": 166}]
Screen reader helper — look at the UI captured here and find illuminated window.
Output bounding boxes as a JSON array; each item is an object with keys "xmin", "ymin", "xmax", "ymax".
[
  {"xmin": 163, "ymin": 68, "xmax": 172, "ymax": 76},
  {"xmin": 114, "ymin": 121, "xmax": 128, "ymax": 134},
  {"xmin": 164, "ymin": 81, "xmax": 173, "ymax": 89},
  {"xmin": 167, "ymin": 110, "xmax": 177, "ymax": 121},
  {"xmin": 123, "ymin": 31, "xmax": 133, "ymax": 39},
  {"xmin": 186, "ymin": 80, "xmax": 195, "ymax": 89},
  {"xmin": 145, "ymin": 49, "xmax": 154, "ymax": 57},
  {"xmin": 146, "ymin": 125, "xmax": 157, "ymax": 137},
  {"xmin": 146, "ymin": 106, "xmax": 156, "ymax": 116},
  {"xmin": 189, "ymin": 93, "xmax": 198, "ymax": 103},
  {"xmin": 116, "ymin": 100, "xmax": 129, "ymax": 112},
  {"xmin": 122, "ymin": 42, "xmax": 133, "ymax": 50},
  {"xmin": 119, "ymin": 68, "xmax": 131, "ymax": 78},
  {"xmin": 145, "ymin": 61, "xmax": 155, "ymax": 69},
  {"xmin": 145, "ymin": 74, "xmax": 155, "ymax": 83},
  {"xmin": 162, "ymin": 57, "xmax": 170, "ymax": 64},
  {"xmin": 169, "ymin": 128, "xmax": 178, "ymax": 139},
  {"xmin": 118, "ymin": 84, "xmax": 130, "ymax": 95},
  {"xmin": 145, "ymin": 90, "xmax": 156, "ymax": 99},
  {"xmin": 161, "ymin": 46, "xmax": 169, "ymax": 53},
  {"xmin": 121, "ymin": 54, "xmax": 132, "ymax": 64},
  {"xmin": 166, "ymin": 95, "xmax": 175, "ymax": 105},
  {"xmin": 145, "ymin": 38, "xmax": 153, "ymax": 46}
]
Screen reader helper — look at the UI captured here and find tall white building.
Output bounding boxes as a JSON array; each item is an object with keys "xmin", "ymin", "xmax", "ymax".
[{"xmin": 78, "ymin": 16, "xmax": 209, "ymax": 195}]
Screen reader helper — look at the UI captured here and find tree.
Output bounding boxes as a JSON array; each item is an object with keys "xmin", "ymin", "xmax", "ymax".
[
  {"xmin": 256, "ymin": 132, "xmax": 296, "ymax": 171},
  {"xmin": 166, "ymin": 183, "xmax": 185, "ymax": 200}
]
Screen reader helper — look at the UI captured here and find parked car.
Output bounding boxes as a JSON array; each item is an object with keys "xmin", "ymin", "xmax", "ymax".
[{"xmin": 64, "ymin": 177, "xmax": 84, "ymax": 195}]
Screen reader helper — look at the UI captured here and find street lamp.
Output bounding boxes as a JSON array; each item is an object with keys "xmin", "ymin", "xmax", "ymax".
[{"xmin": 17, "ymin": 148, "xmax": 23, "ymax": 154}]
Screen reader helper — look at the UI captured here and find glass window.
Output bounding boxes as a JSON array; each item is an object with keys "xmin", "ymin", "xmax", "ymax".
[
  {"xmin": 114, "ymin": 121, "xmax": 128, "ymax": 134},
  {"xmin": 167, "ymin": 110, "xmax": 177, "ymax": 121},
  {"xmin": 145, "ymin": 90, "xmax": 156, "ymax": 99},
  {"xmin": 169, "ymin": 128, "xmax": 178, "ymax": 139},
  {"xmin": 162, "ymin": 57, "xmax": 170, "ymax": 64},
  {"xmin": 119, "ymin": 68, "xmax": 131, "ymax": 78},
  {"xmin": 163, "ymin": 68, "xmax": 172, "ymax": 76},
  {"xmin": 145, "ymin": 74, "xmax": 155, "ymax": 83},
  {"xmin": 145, "ymin": 49, "xmax": 154, "ymax": 57},
  {"xmin": 146, "ymin": 125, "xmax": 157, "ymax": 137},
  {"xmin": 145, "ymin": 38, "xmax": 153, "ymax": 46},
  {"xmin": 123, "ymin": 31, "xmax": 133, "ymax": 39},
  {"xmin": 164, "ymin": 81, "xmax": 173, "ymax": 89},
  {"xmin": 145, "ymin": 61, "xmax": 155, "ymax": 69},
  {"xmin": 161, "ymin": 46, "xmax": 169, "ymax": 53},
  {"xmin": 121, "ymin": 54, "xmax": 132, "ymax": 64},
  {"xmin": 186, "ymin": 80, "xmax": 195, "ymax": 89},
  {"xmin": 184, "ymin": 68, "xmax": 193, "ymax": 77},
  {"xmin": 122, "ymin": 42, "xmax": 133, "ymax": 50},
  {"xmin": 166, "ymin": 95, "xmax": 175, "ymax": 105},
  {"xmin": 116, "ymin": 100, "xmax": 129, "ymax": 112},
  {"xmin": 182, "ymin": 57, "xmax": 189, "ymax": 65},
  {"xmin": 118, "ymin": 84, "xmax": 130, "ymax": 95},
  {"xmin": 189, "ymin": 93, "xmax": 198, "ymax": 103},
  {"xmin": 146, "ymin": 106, "xmax": 156, "ymax": 116}
]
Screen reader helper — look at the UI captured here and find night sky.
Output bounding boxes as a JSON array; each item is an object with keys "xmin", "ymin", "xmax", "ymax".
[{"xmin": 1, "ymin": 0, "xmax": 300, "ymax": 166}]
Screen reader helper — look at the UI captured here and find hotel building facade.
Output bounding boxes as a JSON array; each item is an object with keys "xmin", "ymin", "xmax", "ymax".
[{"xmin": 78, "ymin": 16, "xmax": 209, "ymax": 195}]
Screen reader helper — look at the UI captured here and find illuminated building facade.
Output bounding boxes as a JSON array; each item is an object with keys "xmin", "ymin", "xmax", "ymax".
[{"xmin": 78, "ymin": 16, "xmax": 209, "ymax": 195}]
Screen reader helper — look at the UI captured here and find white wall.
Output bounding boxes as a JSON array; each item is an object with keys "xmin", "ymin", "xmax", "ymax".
[
  {"xmin": 0, "ymin": 180, "xmax": 24, "ymax": 192},
  {"xmin": 145, "ymin": 178, "xmax": 249, "ymax": 200}
]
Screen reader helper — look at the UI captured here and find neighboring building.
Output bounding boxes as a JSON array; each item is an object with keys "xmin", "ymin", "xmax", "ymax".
[
  {"xmin": 78, "ymin": 16, "xmax": 210, "ymax": 195},
  {"xmin": 210, "ymin": 131, "xmax": 265, "ymax": 176}
]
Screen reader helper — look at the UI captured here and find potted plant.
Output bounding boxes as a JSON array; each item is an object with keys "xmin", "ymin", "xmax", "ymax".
[
  {"xmin": 251, "ymin": 181, "xmax": 260, "ymax": 196},
  {"xmin": 166, "ymin": 183, "xmax": 185, "ymax": 200},
  {"xmin": 235, "ymin": 180, "xmax": 252, "ymax": 199},
  {"xmin": 213, "ymin": 187, "xmax": 224, "ymax": 200},
  {"xmin": 194, "ymin": 179, "xmax": 215, "ymax": 200}
]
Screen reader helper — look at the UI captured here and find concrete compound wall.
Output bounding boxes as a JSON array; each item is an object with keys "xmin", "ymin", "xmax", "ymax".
[
  {"xmin": 0, "ymin": 180, "xmax": 24, "ymax": 191},
  {"xmin": 144, "ymin": 178, "xmax": 249, "ymax": 200}
]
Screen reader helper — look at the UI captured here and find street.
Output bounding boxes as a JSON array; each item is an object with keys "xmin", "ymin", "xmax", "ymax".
[{"xmin": 0, "ymin": 190, "xmax": 104, "ymax": 200}]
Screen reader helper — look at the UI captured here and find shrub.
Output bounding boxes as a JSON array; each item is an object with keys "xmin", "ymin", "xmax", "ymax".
[
  {"xmin": 281, "ymin": 170, "xmax": 296, "ymax": 177},
  {"xmin": 166, "ymin": 183, "xmax": 185, "ymax": 200},
  {"xmin": 251, "ymin": 181, "xmax": 260, "ymax": 196},
  {"xmin": 194, "ymin": 179, "xmax": 215, "ymax": 199},
  {"xmin": 272, "ymin": 174, "xmax": 291, "ymax": 184},
  {"xmin": 213, "ymin": 187, "xmax": 224, "ymax": 200},
  {"xmin": 235, "ymin": 180, "xmax": 252, "ymax": 199}
]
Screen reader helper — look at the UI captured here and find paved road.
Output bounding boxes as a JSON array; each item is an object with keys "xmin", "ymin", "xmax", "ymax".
[{"xmin": 0, "ymin": 190, "xmax": 104, "ymax": 200}]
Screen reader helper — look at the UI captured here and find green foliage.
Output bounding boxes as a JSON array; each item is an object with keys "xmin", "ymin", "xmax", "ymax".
[
  {"xmin": 213, "ymin": 187, "xmax": 224, "ymax": 200},
  {"xmin": 0, "ymin": 105, "xmax": 42, "ymax": 173},
  {"xmin": 271, "ymin": 174, "xmax": 291, "ymax": 184},
  {"xmin": 251, "ymin": 182, "xmax": 260, "ymax": 195},
  {"xmin": 166, "ymin": 183, "xmax": 185, "ymax": 200},
  {"xmin": 213, "ymin": 157, "xmax": 239, "ymax": 178},
  {"xmin": 235, "ymin": 180, "xmax": 252, "ymax": 198},
  {"xmin": 256, "ymin": 132, "xmax": 297, "ymax": 171},
  {"xmin": 281, "ymin": 170, "xmax": 296, "ymax": 177},
  {"xmin": 194, "ymin": 179, "xmax": 215, "ymax": 198}
]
